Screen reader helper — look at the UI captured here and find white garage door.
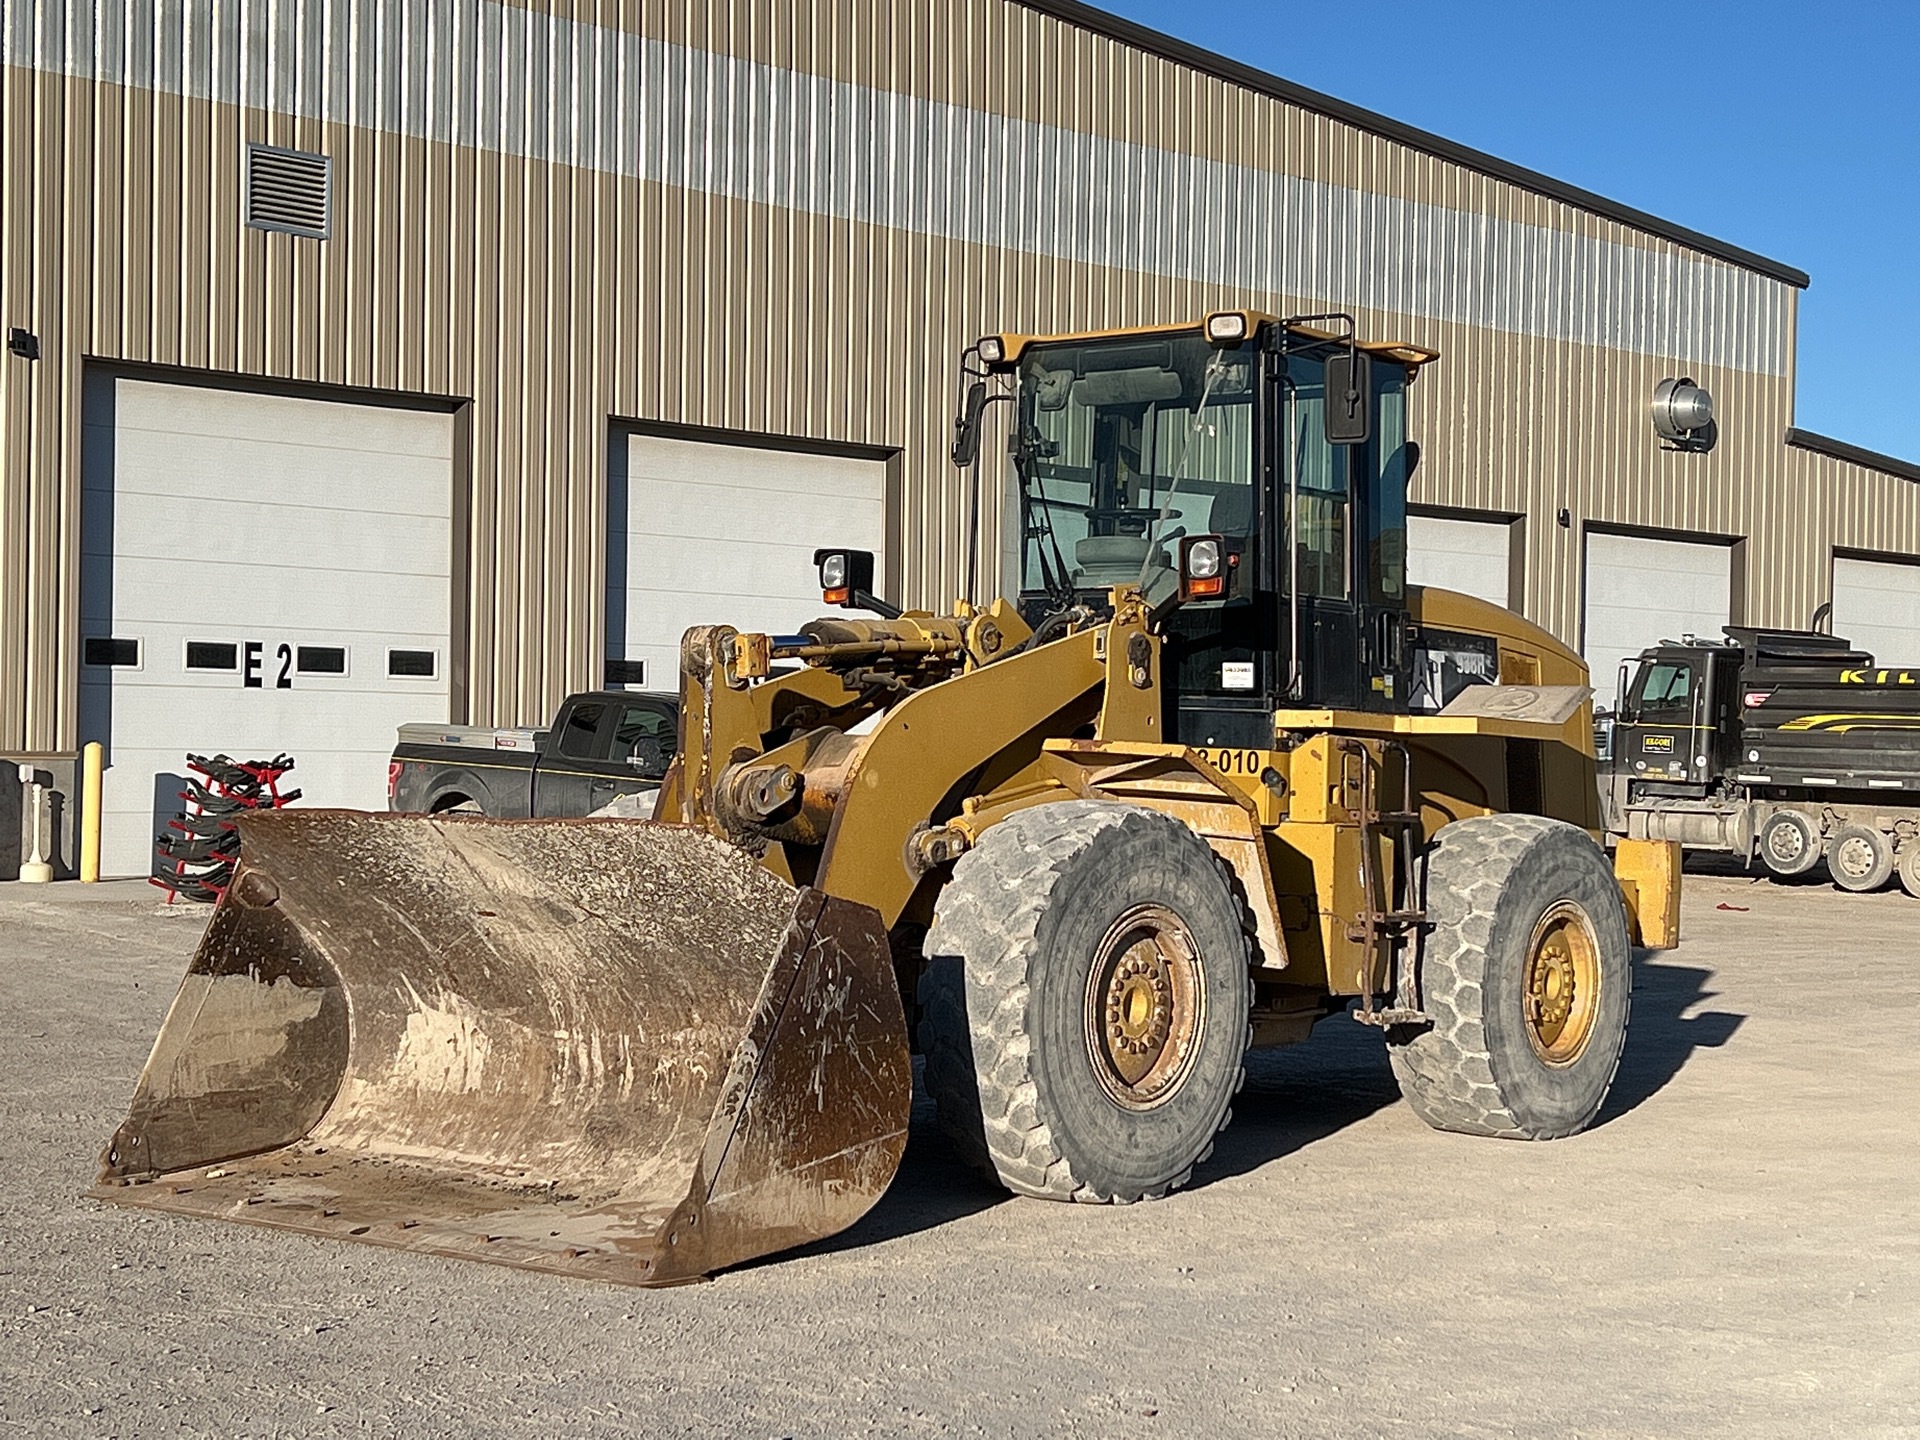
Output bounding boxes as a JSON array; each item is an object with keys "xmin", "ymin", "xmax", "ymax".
[
  {"xmin": 80, "ymin": 375, "xmax": 454, "ymax": 878},
  {"xmin": 607, "ymin": 433, "xmax": 888, "ymax": 689},
  {"xmin": 1832, "ymin": 555, "xmax": 1920, "ymax": 665},
  {"xmin": 1407, "ymin": 514, "xmax": 1512, "ymax": 608},
  {"xmin": 1584, "ymin": 532, "xmax": 1732, "ymax": 708}
]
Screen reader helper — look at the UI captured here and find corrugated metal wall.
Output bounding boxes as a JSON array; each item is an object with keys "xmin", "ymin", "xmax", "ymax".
[
  {"xmin": 0, "ymin": 0, "xmax": 1908, "ymax": 753},
  {"xmin": 1786, "ymin": 445, "xmax": 1920, "ymax": 624}
]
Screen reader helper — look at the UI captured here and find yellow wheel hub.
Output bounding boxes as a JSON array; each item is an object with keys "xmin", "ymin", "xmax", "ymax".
[
  {"xmin": 1523, "ymin": 902, "xmax": 1601, "ymax": 1066},
  {"xmin": 1084, "ymin": 905, "xmax": 1204, "ymax": 1109},
  {"xmin": 1106, "ymin": 950, "xmax": 1172, "ymax": 1058}
]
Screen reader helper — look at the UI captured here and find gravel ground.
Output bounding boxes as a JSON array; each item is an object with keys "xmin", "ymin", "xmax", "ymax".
[{"xmin": 1, "ymin": 868, "xmax": 1915, "ymax": 1438}]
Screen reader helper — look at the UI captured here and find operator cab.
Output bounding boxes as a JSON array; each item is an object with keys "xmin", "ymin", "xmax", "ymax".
[
  {"xmin": 1609, "ymin": 640, "xmax": 1741, "ymax": 792},
  {"xmin": 963, "ymin": 312, "xmax": 1434, "ymax": 748}
]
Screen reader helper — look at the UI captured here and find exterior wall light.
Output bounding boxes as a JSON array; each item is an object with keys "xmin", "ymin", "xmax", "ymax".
[{"xmin": 1652, "ymin": 377, "xmax": 1716, "ymax": 452}]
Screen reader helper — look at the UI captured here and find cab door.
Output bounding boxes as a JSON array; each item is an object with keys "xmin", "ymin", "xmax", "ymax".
[
  {"xmin": 597, "ymin": 699, "xmax": 678, "ymax": 808},
  {"xmin": 1280, "ymin": 354, "xmax": 1413, "ymax": 711},
  {"xmin": 1353, "ymin": 375, "xmax": 1414, "ymax": 712},
  {"xmin": 1279, "ymin": 352, "xmax": 1362, "ymax": 709},
  {"xmin": 1621, "ymin": 656, "xmax": 1709, "ymax": 786},
  {"xmin": 534, "ymin": 697, "xmax": 676, "ymax": 816},
  {"xmin": 531, "ymin": 698, "xmax": 608, "ymax": 816}
]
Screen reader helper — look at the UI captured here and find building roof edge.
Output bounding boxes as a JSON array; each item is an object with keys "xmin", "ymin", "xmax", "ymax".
[
  {"xmin": 1018, "ymin": 0, "xmax": 1813, "ymax": 290},
  {"xmin": 1786, "ymin": 428, "xmax": 1920, "ymax": 484}
]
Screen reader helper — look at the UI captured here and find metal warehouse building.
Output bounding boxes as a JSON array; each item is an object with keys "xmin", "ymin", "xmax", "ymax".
[{"xmin": 5, "ymin": 0, "xmax": 1919, "ymax": 876}]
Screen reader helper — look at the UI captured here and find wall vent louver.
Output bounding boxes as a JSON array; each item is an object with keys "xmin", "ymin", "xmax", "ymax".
[{"xmin": 245, "ymin": 143, "xmax": 331, "ymax": 238}]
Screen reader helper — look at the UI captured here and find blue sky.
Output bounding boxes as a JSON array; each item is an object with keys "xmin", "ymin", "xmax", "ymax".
[{"xmin": 1101, "ymin": 0, "xmax": 1920, "ymax": 464}]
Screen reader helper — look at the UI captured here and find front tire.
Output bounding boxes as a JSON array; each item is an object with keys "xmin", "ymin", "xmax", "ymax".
[
  {"xmin": 917, "ymin": 802, "xmax": 1251, "ymax": 1202},
  {"xmin": 1387, "ymin": 814, "xmax": 1631, "ymax": 1140}
]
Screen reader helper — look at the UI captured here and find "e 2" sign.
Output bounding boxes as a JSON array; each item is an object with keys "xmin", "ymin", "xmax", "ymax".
[{"xmin": 243, "ymin": 641, "xmax": 294, "ymax": 690}]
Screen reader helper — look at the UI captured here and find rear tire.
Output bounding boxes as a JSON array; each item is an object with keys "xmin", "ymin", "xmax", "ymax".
[
  {"xmin": 1757, "ymin": 809, "xmax": 1820, "ymax": 878},
  {"xmin": 1897, "ymin": 845, "xmax": 1920, "ymax": 900},
  {"xmin": 917, "ymin": 801, "xmax": 1251, "ymax": 1202},
  {"xmin": 1826, "ymin": 824, "xmax": 1894, "ymax": 892},
  {"xmin": 1387, "ymin": 814, "xmax": 1631, "ymax": 1140}
]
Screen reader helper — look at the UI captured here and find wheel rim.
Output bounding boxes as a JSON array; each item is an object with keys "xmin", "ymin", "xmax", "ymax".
[
  {"xmin": 1834, "ymin": 835, "xmax": 1877, "ymax": 882},
  {"xmin": 1765, "ymin": 817, "xmax": 1808, "ymax": 867},
  {"xmin": 1522, "ymin": 901, "xmax": 1602, "ymax": 1067},
  {"xmin": 1083, "ymin": 904, "xmax": 1205, "ymax": 1110}
]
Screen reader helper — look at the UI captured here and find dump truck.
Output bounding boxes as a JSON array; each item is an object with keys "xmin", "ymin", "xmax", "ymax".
[
  {"xmin": 93, "ymin": 311, "xmax": 1678, "ymax": 1288},
  {"xmin": 1600, "ymin": 625, "xmax": 1920, "ymax": 894}
]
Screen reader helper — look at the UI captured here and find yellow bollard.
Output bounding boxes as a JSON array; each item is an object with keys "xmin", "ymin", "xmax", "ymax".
[{"xmin": 80, "ymin": 742, "xmax": 104, "ymax": 883}]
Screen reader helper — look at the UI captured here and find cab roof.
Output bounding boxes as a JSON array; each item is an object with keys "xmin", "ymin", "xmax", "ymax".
[{"xmin": 987, "ymin": 311, "xmax": 1440, "ymax": 369}]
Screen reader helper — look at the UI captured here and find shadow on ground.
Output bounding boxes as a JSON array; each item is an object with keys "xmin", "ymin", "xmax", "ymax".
[
  {"xmin": 784, "ymin": 1018, "xmax": 1410, "ymax": 1264},
  {"xmin": 778, "ymin": 952, "xmax": 1744, "ymax": 1265},
  {"xmin": 1596, "ymin": 955, "xmax": 1744, "ymax": 1124}
]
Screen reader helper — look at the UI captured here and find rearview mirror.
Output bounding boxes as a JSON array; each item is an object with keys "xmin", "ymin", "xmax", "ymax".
[
  {"xmin": 951, "ymin": 380, "xmax": 989, "ymax": 468},
  {"xmin": 1323, "ymin": 350, "xmax": 1372, "ymax": 446}
]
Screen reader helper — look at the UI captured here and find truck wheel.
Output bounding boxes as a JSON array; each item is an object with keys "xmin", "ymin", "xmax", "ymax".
[
  {"xmin": 1897, "ymin": 846, "xmax": 1920, "ymax": 900},
  {"xmin": 917, "ymin": 801, "xmax": 1251, "ymax": 1202},
  {"xmin": 1826, "ymin": 824, "xmax": 1894, "ymax": 892},
  {"xmin": 1757, "ymin": 809, "xmax": 1821, "ymax": 878},
  {"xmin": 1386, "ymin": 814, "xmax": 1631, "ymax": 1141}
]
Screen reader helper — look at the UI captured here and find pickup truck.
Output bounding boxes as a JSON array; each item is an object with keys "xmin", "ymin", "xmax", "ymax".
[{"xmin": 388, "ymin": 690, "xmax": 679, "ymax": 818}]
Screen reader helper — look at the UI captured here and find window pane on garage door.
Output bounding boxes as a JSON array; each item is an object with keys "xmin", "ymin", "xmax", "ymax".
[
  {"xmin": 606, "ymin": 434, "xmax": 887, "ymax": 689},
  {"xmin": 79, "ymin": 375, "xmax": 453, "ymax": 878},
  {"xmin": 1832, "ymin": 556, "xmax": 1920, "ymax": 665},
  {"xmin": 1407, "ymin": 515, "xmax": 1511, "ymax": 608},
  {"xmin": 1584, "ymin": 533, "xmax": 1731, "ymax": 708}
]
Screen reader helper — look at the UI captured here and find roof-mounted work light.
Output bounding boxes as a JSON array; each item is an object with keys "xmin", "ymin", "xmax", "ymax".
[{"xmin": 1203, "ymin": 312, "xmax": 1249, "ymax": 344}]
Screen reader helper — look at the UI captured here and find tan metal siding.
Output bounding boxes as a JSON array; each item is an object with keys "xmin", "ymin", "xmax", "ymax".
[
  {"xmin": 0, "ymin": 0, "xmax": 1907, "ymax": 760},
  {"xmin": 1788, "ymin": 449, "xmax": 1920, "ymax": 631}
]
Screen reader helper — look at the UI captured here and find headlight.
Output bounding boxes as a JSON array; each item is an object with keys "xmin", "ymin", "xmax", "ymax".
[
  {"xmin": 1178, "ymin": 535, "xmax": 1228, "ymax": 600},
  {"xmin": 812, "ymin": 547, "xmax": 875, "ymax": 607},
  {"xmin": 1203, "ymin": 312, "xmax": 1248, "ymax": 344},
  {"xmin": 976, "ymin": 336, "xmax": 1005, "ymax": 364}
]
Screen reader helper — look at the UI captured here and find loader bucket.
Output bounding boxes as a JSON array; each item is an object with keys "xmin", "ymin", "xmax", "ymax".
[{"xmin": 90, "ymin": 811, "xmax": 911, "ymax": 1287}]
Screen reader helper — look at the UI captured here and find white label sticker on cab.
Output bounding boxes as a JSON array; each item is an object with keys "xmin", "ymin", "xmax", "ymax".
[{"xmin": 1221, "ymin": 662, "xmax": 1255, "ymax": 690}]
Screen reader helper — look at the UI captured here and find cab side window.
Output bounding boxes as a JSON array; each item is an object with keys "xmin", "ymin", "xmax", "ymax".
[
  {"xmin": 610, "ymin": 705, "xmax": 675, "ymax": 775},
  {"xmin": 557, "ymin": 702, "xmax": 606, "ymax": 760},
  {"xmin": 1635, "ymin": 662, "xmax": 1694, "ymax": 717},
  {"xmin": 1283, "ymin": 357, "xmax": 1351, "ymax": 601}
]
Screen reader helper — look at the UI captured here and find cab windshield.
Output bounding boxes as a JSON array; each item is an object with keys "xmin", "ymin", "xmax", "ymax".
[{"xmin": 1009, "ymin": 334, "xmax": 1255, "ymax": 606}]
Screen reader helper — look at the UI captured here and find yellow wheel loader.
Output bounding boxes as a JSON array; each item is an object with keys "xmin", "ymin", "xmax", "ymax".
[{"xmin": 93, "ymin": 311, "xmax": 1680, "ymax": 1286}]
